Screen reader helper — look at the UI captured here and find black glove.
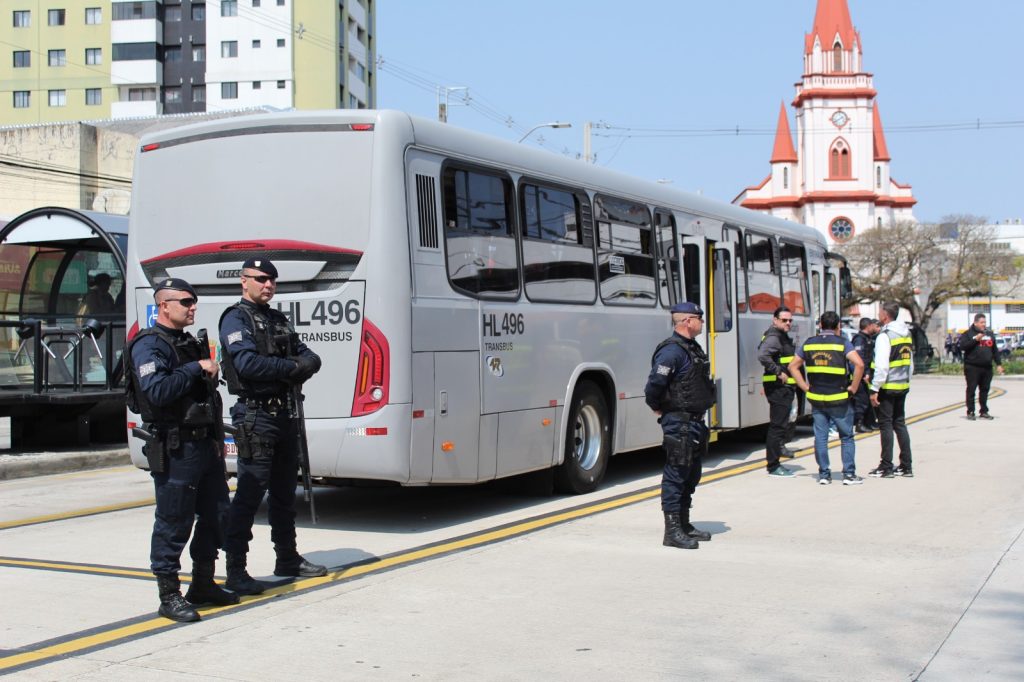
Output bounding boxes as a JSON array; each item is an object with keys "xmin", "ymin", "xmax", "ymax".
[{"xmin": 288, "ymin": 354, "xmax": 321, "ymax": 383}]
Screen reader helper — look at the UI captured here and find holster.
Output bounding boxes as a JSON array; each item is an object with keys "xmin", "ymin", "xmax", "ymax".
[
  {"xmin": 182, "ymin": 401, "xmax": 215, "ymax": 426},
  {"xmin": 133, "ymin": 426, "xmax": 168, "ymax": 473},
  {"xmin": 234, "ymin": 414, "xmax": 274, "ymax": 464},
  {"xmin": 663, "ymin": 435, "xmax": 692, "ymax": 468}
]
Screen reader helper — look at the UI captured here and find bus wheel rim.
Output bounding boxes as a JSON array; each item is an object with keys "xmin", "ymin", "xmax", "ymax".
[{"xmin": 573, "ymin": 404, "xmax": 602, "ymax": 471}]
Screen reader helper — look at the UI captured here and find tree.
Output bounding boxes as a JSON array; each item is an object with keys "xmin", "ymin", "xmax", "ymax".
[{"xmin": 842, "ymin": 215, "xmax": 1021, "ymax": 331}]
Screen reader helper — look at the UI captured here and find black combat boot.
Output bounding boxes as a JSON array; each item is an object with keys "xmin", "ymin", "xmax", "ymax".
[
  {"xmin": 274, "ymin": 545, "xmax": 328, "ymax": 577},
  {"xmin": 156, "ymin": 574, "xmax": 200, "ymax": 623},
  {"xmin": 225, "ymin": 553, "xmax": 266, "ymax": 595},
  {"xmin": 662, "ymin": 513, "xmax": 698, "ymax": 549},
  {"xmin": 185, "ymin": 560, "xmax": 241, "ymax": 606},
  {"xmin": 682, "ymin": 509, "xmax": 712, "ymax": 542}
]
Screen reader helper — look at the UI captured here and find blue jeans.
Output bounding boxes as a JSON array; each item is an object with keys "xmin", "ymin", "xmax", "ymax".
[{"xmin": 811, "ymin": 402, "xmax": 856, "ymax": 477}]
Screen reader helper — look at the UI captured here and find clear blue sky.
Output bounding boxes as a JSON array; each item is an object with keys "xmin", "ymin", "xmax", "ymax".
[{"xmin": 376, "ymin": 1, "xmax": 1023, "ymax": 225}]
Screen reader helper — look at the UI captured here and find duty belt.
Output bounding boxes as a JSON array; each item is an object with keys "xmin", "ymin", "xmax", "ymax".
[
  {"xmin": 245, "ymin": 396, "xmax": 287, "ymax": 416},
  {"xmin": 179, "ymin": 426, "xmax": 210, "ymax": 441}
]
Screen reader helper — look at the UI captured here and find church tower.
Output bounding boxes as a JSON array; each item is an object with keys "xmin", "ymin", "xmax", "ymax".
[{"xmin": 734, "ymin": 0, "xmax": 916, "ymax": 245}]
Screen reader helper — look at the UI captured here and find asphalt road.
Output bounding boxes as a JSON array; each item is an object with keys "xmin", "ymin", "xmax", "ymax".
[{"xmin": 1, "ymin": 376, "xmax": 1021, "ymax": 680}]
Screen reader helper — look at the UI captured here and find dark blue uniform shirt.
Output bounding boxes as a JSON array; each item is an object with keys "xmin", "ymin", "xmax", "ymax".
[{"xmin": 131, "ymin": 324, "xmax": 203, "ymax": 407}]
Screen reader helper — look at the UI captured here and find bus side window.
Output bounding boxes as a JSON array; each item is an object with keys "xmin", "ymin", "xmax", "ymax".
[
  {"xmin": 441, "ymin": 166, "xmax": 520, "ymax": 299},
  {"xmin": 745, "ymin": 233, "xmax": 781, "ymax": 313},
  {"xmin": 681, "ymin": 244, "xmax": 701, "ymax": 305},
  {"xmin": 594, "ymin": 195, "xmax": 655, "ymax": 306},
  {"xmin": 811, "ymin": 271, "xmax": 821, "ymax": 319},
  {"xmin": 654, "ymin": 210, "xmax": 679, "ymax": 307},
  {"xmin": 824, "ymin": 272, "xmax": 837, "ymax": 312},
  {"xmin": 780, "ymin": 242, "xmax": 809, "ymax": 315},
  {"xmin": 731, "ymin": 226, "xmax": 747, "ymax": 313},
  {"xmin": 519, "ymin": 182, "xmax": 596, "ymax": 304},
  {"xmin": 712, "ymin": 249, "xmax": 733, "ymax": 332}
]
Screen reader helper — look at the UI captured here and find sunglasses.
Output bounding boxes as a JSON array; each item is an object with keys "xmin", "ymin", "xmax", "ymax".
[
  {"xmin": 778, "ymin": 318, "xmax": 793, "ymax": 323},
  {"xmin": 244, "ymin": 274, "xmax": 276, "ymax": 284},
  {"xmin": 163, "ymin": 297, "xmax": 197, "ymax": 308}
]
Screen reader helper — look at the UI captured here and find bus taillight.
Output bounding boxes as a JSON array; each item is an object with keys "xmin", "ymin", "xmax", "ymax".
[{"xmin": 352, "ymin": 318, "xmax": 390, "ymax": 417}]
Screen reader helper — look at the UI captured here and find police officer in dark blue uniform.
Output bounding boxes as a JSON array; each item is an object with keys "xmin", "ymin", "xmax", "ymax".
[
  {"xmin": 219, "ymin": 259, "xmax": 326, "ymax": 595},
  {"xmin": 126, "ymin": 278, "xmax": 239, "ymax": 623},
  {"xmin": 644, "ymin": 302, "xmax": 717, "ymax": 550}
]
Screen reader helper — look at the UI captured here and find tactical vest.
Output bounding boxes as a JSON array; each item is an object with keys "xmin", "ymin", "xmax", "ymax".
[
  {"xmin": 653, "ymin": 335, "xmax": 717, "ymax": 415},
  {"xmin": 219, "ymin": 301, "xmax": 293, "ymax": 398},
  {"xmin": 801, "ymin": 333, "xmax": 849, "ymax": 407},
  {"xmin": 852, "ymin": 331, "xmax": 876, "ymax": 373},
  {"xmin": 125, "ymin": 327, "xmax": 216, "ymax": 426},
  {"xmin": 881, "ymin": 329, "xmax": 913, "ymax": 393},
  {"xmin": 760, "ymin": 327, "xmax": 796, "ymax": 385}
]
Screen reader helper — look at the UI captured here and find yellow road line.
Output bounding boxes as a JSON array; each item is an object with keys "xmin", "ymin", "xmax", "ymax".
[{"xmin": 0, "ymin": 388, "xmax": 1006, "ymax": 672}]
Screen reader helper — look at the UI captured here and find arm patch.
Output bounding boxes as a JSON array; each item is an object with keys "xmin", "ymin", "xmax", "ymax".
[
  {"xmin": 138, "ymin": 361, "xmax": 156, "ymax": 377},
  {"xmin": 227, "ymin": 331, "xmax": 243, "ymax": 345},
  {"xmin": 656, "ymin": 364, "xmax": 672, "ymax": 376}
]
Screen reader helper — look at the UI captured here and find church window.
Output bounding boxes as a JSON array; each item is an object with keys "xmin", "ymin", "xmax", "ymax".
[
  {"xmin": 829, "ymin": 139, "xmax": 851, "ymax": 179},
  {"xmin": 783, "ymin": 167, "xmax": 788, "ymax": 189},
  {"xmin": 829, "ymin": 217, "xmax": 854, "ymax": 243},
  {"xmin": 833, "ymin": 42, "xmax": 843, "ymax": 71},
  {"xmin": 876, "ymin": 165, "xmax": 881, "ymax": 189}
]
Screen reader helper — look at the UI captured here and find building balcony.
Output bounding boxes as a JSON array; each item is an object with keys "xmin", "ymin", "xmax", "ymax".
[
  {"xmin": 111, "ymin": 60, "xmax": 161, "ymax": 86},
  {"xmin": 347, "ymin": 0, "xmax": 367, "ymax": 29},
  {"xmin": 111, "ymin": 100, "xmax": 161, "ymax": 118}
]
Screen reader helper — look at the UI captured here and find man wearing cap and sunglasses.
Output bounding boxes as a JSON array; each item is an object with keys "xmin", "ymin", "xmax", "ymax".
[
  {"xmin": 644, "ymin": 301, "xmax": 717, "ymax": 550},
  {"xmin": 219, "ymin": 259, "xmax": 326, "ymax": 595},
  {"xmin": 126, "ymin": 278, "xmax": 239, "ymax": 623}
]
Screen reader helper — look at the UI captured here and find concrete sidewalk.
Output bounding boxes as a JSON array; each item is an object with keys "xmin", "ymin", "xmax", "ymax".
[
  {"xmin": 0, "ymin": 445, "xmax": 129, "ymax": 481},
  {"xmin": 10, "ymin": 375, "xmax": 1020, "ymax": 680}
]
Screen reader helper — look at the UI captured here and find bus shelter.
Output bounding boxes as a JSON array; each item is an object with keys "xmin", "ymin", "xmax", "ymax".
[{"xmin": 0, "ymin": 207, "xmax": 127, "ymax": 446}]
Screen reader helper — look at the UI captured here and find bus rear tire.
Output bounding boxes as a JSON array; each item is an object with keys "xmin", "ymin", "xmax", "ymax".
[{"xmin": 554, "ymin": 382, "xmax": 610, "ymax": 494}]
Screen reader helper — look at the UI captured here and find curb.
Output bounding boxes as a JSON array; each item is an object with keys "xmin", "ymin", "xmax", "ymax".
[{"xmin": 0, "ymin": 449, "xmax": 132, "ymax": 481}]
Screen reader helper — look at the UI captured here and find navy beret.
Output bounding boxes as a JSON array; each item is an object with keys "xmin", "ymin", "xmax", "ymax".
[
  {"xmin": 152, "ymin": 277, "xmax": 197, "ymax": 299},
  {"xmin": 670, "ymin": 302, "xmax": 703, "ymax": 316},
  {"xmin": 241, "ymin": 258, "xmax": 278, "ymax": 278}
]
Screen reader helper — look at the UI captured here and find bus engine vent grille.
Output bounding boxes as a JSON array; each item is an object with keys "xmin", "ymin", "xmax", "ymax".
[{"xmin": 415, "ymin": 174, "xmax": 439, "ymax": 250}]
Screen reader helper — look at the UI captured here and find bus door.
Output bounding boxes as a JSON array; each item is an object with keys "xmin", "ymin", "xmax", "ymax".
[{"xmin": 709, "ymin": 228, "xmax": 740, "ymax": 429}]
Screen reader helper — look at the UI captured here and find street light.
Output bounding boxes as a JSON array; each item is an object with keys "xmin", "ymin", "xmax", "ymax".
[{"xmin": 517, "ymin": 121, "xmax": 571, "ymax": 143}]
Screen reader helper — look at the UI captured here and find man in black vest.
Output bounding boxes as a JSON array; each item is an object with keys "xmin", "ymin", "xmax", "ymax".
[
  {"xmin": 851, "ymin": 317, "xmax": 879, "ymax": 432},
  {"xmin": 958, "ymin": 313, "xmax": 1005, "ymax": 420},
  {"xmin": 126, "ymin": 278, "xmax": 239, "ymax": 623},
  {"xmin": 757, "ymin": 305, "xmax": 798, "ymax": 477},
  {"xmin": 220, "ymin": 259, "xmax": 326, "ymax": 595},
  {"xmin": 644, "ymin": 302, "xmax": 717, "ymax": 549},
  {"xmin": 789, "ymin": 311, "xmax": 865, "ymax": 485}
]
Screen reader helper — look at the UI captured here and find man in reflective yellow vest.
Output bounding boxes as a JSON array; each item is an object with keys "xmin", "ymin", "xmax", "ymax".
[
  {"xmin": 789, "ymin": 311, "xmax": 865, "ymax": 485},
  {"xmin": 868, "ymin": 302, "xmax": 914, "ymax": 478},
  {"xmin": 758, "ymin": 306, "xmax": 798, "ymax": 477}
]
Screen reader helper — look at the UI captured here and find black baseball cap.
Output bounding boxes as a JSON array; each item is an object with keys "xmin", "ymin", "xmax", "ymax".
[
  {"xmin": 152, "ymin": 277, "xmax": 197, "ymax": 299},
  {"xmin": 241, "ymin": 258, "xmax": 278, "ymax": 279},
  {"xmin": 670, "ymin": 302, "xmax": 704, "ymax": 316}
]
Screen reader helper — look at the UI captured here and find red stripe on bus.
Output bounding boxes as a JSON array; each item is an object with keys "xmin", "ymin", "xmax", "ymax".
[{"xmin": 141, "ymin": 240, "xmax": 362, "ymax": 263}]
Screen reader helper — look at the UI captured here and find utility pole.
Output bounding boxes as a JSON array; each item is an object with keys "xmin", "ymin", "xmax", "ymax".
[
  {"xmin": 583, "ymin": 121, "xmax": 592, "ymax": 163},
  {"xmin": 437, "ymin": 86, "xmax": 468, "ymax": 123}
]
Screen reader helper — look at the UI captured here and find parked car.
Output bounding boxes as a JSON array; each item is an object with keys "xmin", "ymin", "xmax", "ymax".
[{"xmin": 995, "ymin": 335, "xmax": 1014, "ymax": 360}]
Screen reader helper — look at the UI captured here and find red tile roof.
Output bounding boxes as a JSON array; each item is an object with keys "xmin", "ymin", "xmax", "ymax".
[
  {"xmin": 804, "ymin": 0, "xmax": 861, "ymax": 55},
  {"xmin": 771, "ymin": 102, "xmax": 798, "ymax": 163},
  {"xmin": 873, "ymin": 103, "xmax": 891, "ymax": 161}
]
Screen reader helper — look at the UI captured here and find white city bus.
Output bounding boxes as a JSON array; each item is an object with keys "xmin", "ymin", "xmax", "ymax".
[{"xmin": 126, "ymin": 110, "xmax": 849, "ymax": 493}]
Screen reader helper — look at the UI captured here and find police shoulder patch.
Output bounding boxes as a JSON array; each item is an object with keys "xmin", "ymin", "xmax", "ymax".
[
  {"xmin": 139, "ymin": 361, "xmax": 157, "ymax": 377},
  {"xmin": 656, "ymin": 364, "xmax": 672, "ymax": 376},
  {"xmin": 227, "ymin": 331, "xmax": 243, "ymax": 345}
]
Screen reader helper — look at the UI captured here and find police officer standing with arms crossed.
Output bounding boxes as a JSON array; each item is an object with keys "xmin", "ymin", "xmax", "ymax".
[
  {"xmin": 757, "ymin": 306, "xmax": 798, "ymax": 477},
  {"xmin": 219, "ymin": 259, "xmax": 327, "ymax": 595},
  {"xmin": 127, "ymin": 278, "xmax": 239, "ymax": 623},
  {"xmin": 645, "ymin": 302, "xmax": 717, "ymax": 550}
]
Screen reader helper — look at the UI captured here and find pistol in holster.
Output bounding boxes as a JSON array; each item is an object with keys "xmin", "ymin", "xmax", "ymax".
[{"xmin": 132, "ymin": 425, "xmax": 178, "ymax": 473}]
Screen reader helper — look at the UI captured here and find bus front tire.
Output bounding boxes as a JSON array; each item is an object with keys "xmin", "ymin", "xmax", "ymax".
[{"xmin": 554, "ymin": 382, "xmax": 610, "ymax": 494}]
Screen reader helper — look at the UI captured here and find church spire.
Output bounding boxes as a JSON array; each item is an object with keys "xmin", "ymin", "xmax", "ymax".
[
  {"xmin": 873, "ymin": 103, "xmax": 891, "ymax": 161},
  {"xmin": 770, "ymin": 102, "xmax": 798, "ymax": 163},
  {"xmin": 804, "ymin": 0, "xmax": 861, "ymax": 56}
]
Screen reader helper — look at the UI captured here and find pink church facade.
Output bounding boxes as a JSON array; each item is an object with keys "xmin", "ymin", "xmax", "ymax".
[{"xmin": 734, "ymin": 0, "xmax": 916, "ymax": 245}]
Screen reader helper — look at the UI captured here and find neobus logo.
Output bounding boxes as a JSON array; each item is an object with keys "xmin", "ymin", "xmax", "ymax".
[{"xmin": 217, "ymin": 269, "xmax": 242, "ymax": 278}]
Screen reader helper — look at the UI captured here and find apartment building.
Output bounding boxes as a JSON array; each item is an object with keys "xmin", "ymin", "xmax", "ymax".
[{"xmin": 1, "ymin": 1, "xmax": 375, "ymax": 123}]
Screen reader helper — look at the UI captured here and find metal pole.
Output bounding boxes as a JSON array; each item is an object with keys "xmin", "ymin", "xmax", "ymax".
[{"xmin": 583, "ymin": 121, "xmax": 592, "ymax": 163}]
